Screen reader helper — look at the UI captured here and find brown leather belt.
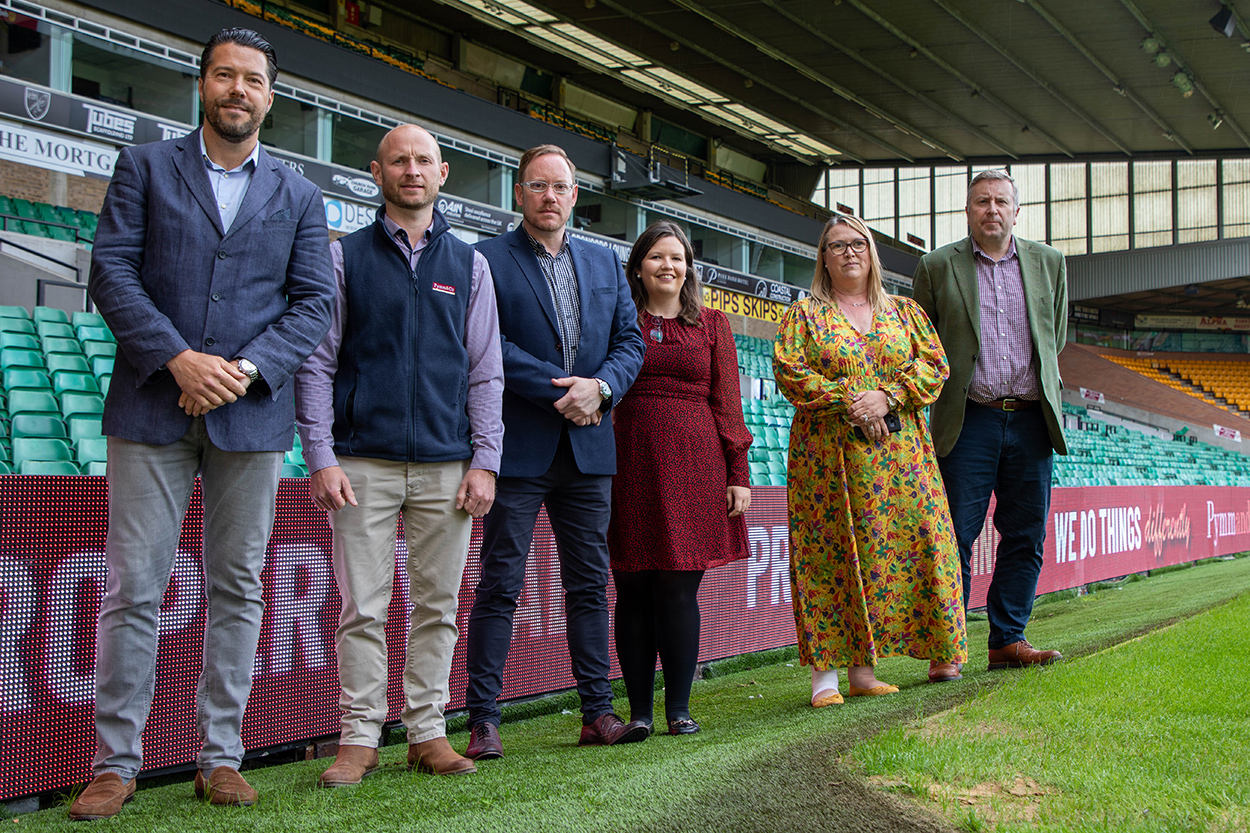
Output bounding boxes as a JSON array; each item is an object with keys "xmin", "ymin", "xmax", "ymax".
[{"xmin": 969, "ymin": 398, "xmax": 1037, "ymax": 412}]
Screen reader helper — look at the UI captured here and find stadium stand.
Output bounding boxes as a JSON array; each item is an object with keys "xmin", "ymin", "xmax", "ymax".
[{"xmin": 0, "ymin": 196, "xmax": 97, "ymax": 244}]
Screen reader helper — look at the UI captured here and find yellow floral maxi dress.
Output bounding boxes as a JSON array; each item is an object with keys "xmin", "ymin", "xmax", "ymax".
[{"xmin": 773, "ymin": 296, "xmax": 966, "ymax": 670}]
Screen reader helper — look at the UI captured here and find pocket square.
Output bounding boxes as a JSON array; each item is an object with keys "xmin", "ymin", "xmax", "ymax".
[{"xmin": 269, "ymin": 208, "xmax": 291, "ymax": 220}]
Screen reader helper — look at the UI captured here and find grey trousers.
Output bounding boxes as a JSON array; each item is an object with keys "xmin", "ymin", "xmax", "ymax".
[{"xmin": 92, "ymin": 420, "xmax": 282, "ymax": 779}]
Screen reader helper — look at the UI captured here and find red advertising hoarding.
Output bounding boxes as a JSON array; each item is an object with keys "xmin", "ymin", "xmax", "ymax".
[{"xmin": 1, "ymin": 479, "xmax": 1247, "ymax": 800}]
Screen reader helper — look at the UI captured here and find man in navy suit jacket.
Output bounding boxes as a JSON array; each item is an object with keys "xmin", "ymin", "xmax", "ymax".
[
  {"xmin": 70, "ymin": 29, "xmax": 333, "ymax": 821},
  {"xmin": 463, "ymin": 145, "xmax": 646, "ymax": 758}
]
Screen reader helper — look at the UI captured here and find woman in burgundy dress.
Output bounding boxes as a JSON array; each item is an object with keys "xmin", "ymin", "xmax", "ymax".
[{"xmin": 608, "ymin": 220, "xmax": 753, "ymax": 736}]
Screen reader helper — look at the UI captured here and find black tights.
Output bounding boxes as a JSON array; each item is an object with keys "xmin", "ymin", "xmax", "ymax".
[{"xmin": 612, "ymin": 569, "xmax": 704, "ymax": 724}]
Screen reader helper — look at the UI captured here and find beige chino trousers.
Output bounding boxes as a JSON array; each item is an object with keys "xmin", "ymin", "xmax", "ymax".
[{"xmin": 330, "ymin": 456, "xmax": 471, "ymax": 746}]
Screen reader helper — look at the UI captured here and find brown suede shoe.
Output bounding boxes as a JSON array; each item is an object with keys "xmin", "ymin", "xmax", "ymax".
[
  {"xmin": 577, "ymin": 713, "xmax": 650, "ymax": 746},
  {"xmin": 408, "ymin": 737, "xmax": 477, "ymax": 776},
  {"xmin": 68, "ymin": 772, "xmax": 135, "ymax": 821},
  {"xmin": 987, "ymin": 639, "xmax": 1062, "ymax": 670},
  {"xmin": 928, "ymin": 661, "xmax": 964, "ymax": 683},
  {"xmin": 319, "ymin": 744, "xmax": 380, "ymax": 787},
  {"xmin": 194, "ymin": 766, "xmax": 258, "ymax": 806}
]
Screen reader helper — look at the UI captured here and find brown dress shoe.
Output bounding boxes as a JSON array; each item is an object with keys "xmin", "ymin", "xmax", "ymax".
[
  {"xmin": 319, "ymin": 744, "xmax": 380, "ymax": 787},
  {"xmin": 465, "ymin": 722, "xmax": 504, "ymax": 760},
  {"xmin": 194, "ymin": 766, "xmax": 258, "ymax": 806},
  {"xmin": 987, "ymin": 639, "xmax": 1062, "ymax": 670},
  {"xmin": 928, "ymin": 661, "xmax": 963, "ymax": 683},
  {"xmin": 577, "ymin": 713, "xmax": 650, "ymax": 746},
  {"xmin": 69, "ymin": 772, "xmax": 136, "ymax": 820},
  {"xmin": 408, "ymin": 737, "xmax": 477, "ymax": 775}
]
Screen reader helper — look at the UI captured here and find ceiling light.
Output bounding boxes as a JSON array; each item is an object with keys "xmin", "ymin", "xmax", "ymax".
[
  {"xmin": 1209, "ymin": 112, "xmax": 1224, "ymax": 130},
  {"xmin": 1140, "ymin": 36, "xmax": 1161, "ymax": 55},
  {"xmin": 1172, "ymin": 72, "xmax": 1194, "ymax": 97},
  {"xmin": 1211, "ymin": 6, "xmax": 1236, "ymax": 38},
  {"xmin": 1153, "ymin": 52, "xmax": 1172, "ymax": 68}
]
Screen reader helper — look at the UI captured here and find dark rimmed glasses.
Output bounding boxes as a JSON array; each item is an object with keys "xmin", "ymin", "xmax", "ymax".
[{"xmin": 823, "ymin": 238, "xmax": 869, "ymax": 256}]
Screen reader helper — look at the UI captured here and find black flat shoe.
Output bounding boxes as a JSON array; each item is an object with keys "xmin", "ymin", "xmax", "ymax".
[{"xmin": 667, "ymin": 717, "xmax": 699, "ymax": 735}]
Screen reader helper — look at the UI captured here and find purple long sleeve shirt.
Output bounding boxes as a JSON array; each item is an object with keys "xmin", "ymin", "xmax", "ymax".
[{"xmin": 294, "ymin": 214, "xmax": 504, "ymax": 474}]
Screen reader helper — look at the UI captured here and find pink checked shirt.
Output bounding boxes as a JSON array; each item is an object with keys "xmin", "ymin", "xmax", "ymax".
[{"xmin": 968, "ymin": 236, "xmax": 1040, "ymax": 403}]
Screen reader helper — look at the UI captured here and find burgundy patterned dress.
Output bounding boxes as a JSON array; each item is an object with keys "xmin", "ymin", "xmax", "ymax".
[{"xmin": 608, "ymin": 307, "xmax": 753, "ymax": 572}]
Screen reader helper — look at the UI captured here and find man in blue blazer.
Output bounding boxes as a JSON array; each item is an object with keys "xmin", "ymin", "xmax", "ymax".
[
  {"xmin": 463, "ymin": 145, "xmax": 646, "ymax": 758},
  {"xmin": 70, "ymin": 29, "xmax": 334, "ymax": 820}
]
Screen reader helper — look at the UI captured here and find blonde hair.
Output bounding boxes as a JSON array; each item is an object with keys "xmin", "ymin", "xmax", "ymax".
[{"xmin": 811, "ymin": 214, "xmax": 892, "ymax": 315}]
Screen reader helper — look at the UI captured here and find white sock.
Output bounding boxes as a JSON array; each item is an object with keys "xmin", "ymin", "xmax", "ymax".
[{"xmin": 811, "ymin": 667, "xmax": 839, "ymax": 697}]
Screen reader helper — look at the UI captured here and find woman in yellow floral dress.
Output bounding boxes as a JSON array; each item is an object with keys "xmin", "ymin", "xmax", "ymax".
[{"xmin": 773, "ymin": 214, "xmax": 966, "ymax": 707}]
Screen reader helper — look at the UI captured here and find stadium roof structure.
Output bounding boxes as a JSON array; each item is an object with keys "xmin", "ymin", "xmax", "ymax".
[{"xmin": 416, "ymin": 0, "xmax": 1250, "ymax": 168}]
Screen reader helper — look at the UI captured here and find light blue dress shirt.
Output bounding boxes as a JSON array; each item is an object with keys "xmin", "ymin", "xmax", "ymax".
[{"xmin": 199, "ymin": 132, "xmax": 260, "ymax": 233}]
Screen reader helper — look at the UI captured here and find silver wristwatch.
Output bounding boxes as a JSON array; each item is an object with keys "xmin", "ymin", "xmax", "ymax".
[
  {"xmin": 595, "ymin": 378, "xmax": 612, "ymax": 402},
  {"xmin": 236, "ymin": 358, "xmax": 260, "ymax": 384}
]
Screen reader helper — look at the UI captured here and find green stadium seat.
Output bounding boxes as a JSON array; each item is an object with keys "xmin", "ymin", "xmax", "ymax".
[
  {"xmin": 83, "ymin": 341, "xmax": 117, "ymax": 361},
  {"xmin": 7, "ymin": 391, "xmax": 61, "ymax": 420},
  {"xmin": 280, "ymin": 463, "xmax": 307, "ymax": 477},
  {"xmin": 67, "ymin": 416, "xmax": 103, "ymax": 444},
  {"xmin": 91, "ymin": 356, "xmax": 114, "ymax": 378},
  {"xmin": 0, "ymin": 441, "xmax": 8, "ymax": 462},
  {"xmin": 12, "ymin": 437, "xmax": 73, "ymax": 468},
  {"xmin": 97, "ymin": 375, "xmax": 110, "ymax": 395},
  {"xmin": 42, "ymin": 337, "xmax": 83, "ymax": 355},
  {"xmin": 46, "ymin": 226, "xmax": 76, "ymax": 243},
  {"xmin": 0, "ymin": 460, "xmax": 10, "ymax": 474},
  {"xmin": 0, "ymin": 331, "xmax": 40, "ymax": 351},
  {"xmin": 3, "ymin": 369, "xmax": 52, "ymax": 391},
  {"xmin": 20, "ymin": 460, "xmax": 80, "ymax": 475},
  {"xmin": 52, "ymin": 371, "xmax": 100, "ymax": 395},
  {"xmin": 11, "ymin": 197, "xmax": 36, "ymax": 219},
  {"xmin": 0, "ymin": 305, "xmax": 30, "ymax": 319},
  {"xmin": 82, "ymin": 461, "xmax": 107, "ymax": 476},
  {"xmin": 76, "ymin": 326, "xmax": 115, "ymax": 344},
  {"xmin": 46, "ymin": 353, "xmax": 91, "ymax": 374},
  {"xmin": 0, "ymin": 348, "xmax": 45, "ymax": 370},
  {"xmin": 0, "ymin": 317, "xmax": 36, "ymax": 334},
  {"xmin": 768, "ymin": 473, "xmax": 787, "ymax": 487},
  {"xmin": 32, "ymin": 307, "xmax": 69, "ymax": 325},
  {"xmin": 72, "ymin": 312, "xmax": 106, "ymax": 329},
  {"xmin": 35, "ymin": 321, "xmax": 74, "ymax": 339},
  {"xmin": 60, "ymin": 392, "xmax": 104, "ymax": 419},
  {"xmin": 76, "ymin": 437, "xmax": 108, "ymax": 465},
  {"xmin": 10, "ymin": 413, "xmax": 67, "ymax": 439}
]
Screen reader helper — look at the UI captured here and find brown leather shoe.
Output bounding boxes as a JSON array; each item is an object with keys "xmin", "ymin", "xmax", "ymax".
[
  {"xmin": 319, "ymin": 744, "xmax": 380, "ymax": 787},
  {"xmin": 577, "ymin": 713, "xmax": 650, "ymax": 746},
  {"xmin": 194, "ymin": 766, "xmax": 257, "ymax": 806},
  {"xmin": 68, "ymin": 772, "xmax": 135, "ymax": 820},
  {"xmin": 465, "ymin": 722, "xmax": 504, "ymax": 760},
  {"xmin": 987, "ymin": 639, "xmax": 1062, "ymax": 670},
  {"xmin": 407, "ymin": 737, "xmax": 477, "ymax": 776},
  {"xmin": 928, "ymin": 661, "xmax": 964, "ymax": 683}
]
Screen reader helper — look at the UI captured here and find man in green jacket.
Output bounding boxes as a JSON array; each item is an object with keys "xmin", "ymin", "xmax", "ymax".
[{"xmin": 913, "ymin": 169, "xmax": 1067, "ymax": 676}]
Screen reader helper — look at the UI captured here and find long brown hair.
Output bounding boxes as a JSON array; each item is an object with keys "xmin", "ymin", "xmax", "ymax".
[
  {"xmin": 625, "ymin": 221, "xmax": 702, "ymax": 326},
  {"xmin": 811, "ymin": 214, "xmax": 892, "ymax": 316}
]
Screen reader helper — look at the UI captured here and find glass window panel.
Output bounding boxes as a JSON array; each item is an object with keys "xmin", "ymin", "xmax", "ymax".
[
  {"xmin": 1, "ymin": 18, "xmax": 53, "ymax": 86},
  {"xmin": 72, "ymin": 34, "xmax": 194, "ymax": 122},
  {"xmin": 862, "ymin": 169, "xmax": 895, "ymax": 232},
  {"xmin": 1135, "ymin": 230, "xmax": 1172, "ymax": 248},
  {"xmin": 332, "ymin": 113, "xmax": 387, "ymax": 172},
  {"xmin": 1134, "ymin": 160, "xmax": 1171, "ymax": 193},
  {"xmin": 1090, "ymin": 162, "xmax": 1127, "ymax": 198},
  {"xmin": 934, "ymin": 166, "xmax": 967, "ymax": 214},
  {"xmin": 1091, "ymin": 234, "xmax": 1128, "ymax": 253},
  {"xmin": 1050, "ymin": 200, "xmax": 1085, "ymax": 244},
  {"xmin": 1177, "ymin": 187, "xmax": 1216, "ymax": 231},
  {"xmin": 1177, "ymin": 159, "xmax": 1216, "ymax": 188},
  {"xmin": 899, "ymin": 214, "xmax": 929, "ymax": 250},
  {"xmin": 260, "ymin": 94, "xmax": 321, "ymax": 159},
  {"xmin": 1178, "ymin": 227, "xmax": 1217, "ymax": 244},
  {"xmin": 1134, "ymin": 190, "xmax": 1171, "ymax": 236},
  {"xmin": 825, "ymin": 168, "xmax": 859, "ymax": 215},
  {"xmin": 1224, "ymin": 159, "xmax": 1250, "ymax": 184},
  {"xmin": 1091, "ymin": 195, "xmax": 1127, "ymax": 239},
  {"xmin": 1052, "ymin": 238, "xmax": 1087, "ymax": 256},
  {"xmin": 898, "ymin": 168, "xmax": 930, "ymax": 216},
  {"xmin": 1224, "ymin": 180, "xmax": 1250, "ymax": 235},
  {"xmin": 1015, "ymin": 202, "xmax": 1045, "ymax": 244},
  {"xmin": 1010, "ymin": 164, "xmax": 1046, "ymax": 207},
  {"xmin": 1050, "ymin": 163, "xmax": 1086, "ymax": 201}
]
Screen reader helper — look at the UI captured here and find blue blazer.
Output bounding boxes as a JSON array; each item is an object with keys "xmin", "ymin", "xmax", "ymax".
[
  {"xmin": 88, "ymin": 129, "xmax": 335, "ymax": 452},
  {"xmin": 476, "ymin": 227, "xmax": 644, "ymax": 478}
]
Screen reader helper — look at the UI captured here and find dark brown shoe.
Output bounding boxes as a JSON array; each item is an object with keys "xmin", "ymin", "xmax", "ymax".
[
  {"xmin": 319, "ymin": 744, "xmax": 380, "ymax": 787},
  {"xmin": 194, "ymin": 766, "xmax": 257, "ymax": 806},
  {"xmin": 68, "ymin": 772, "xmax": 135, "ymax": 821},
  {"xmin": 928, "ymin": 661, "xmax": 963, "ymax": 683},
  {"xmin": 578, "ymin": 713, "xmax": 650, "ymax": 746},
  {"xmin": 987, "ymin": 640, "xmax": 1062, "ymax": 670},
  {"xmin": 408, "ymin": 737, "xmax": 477, "ymax": 775},
  {"xmin": 465, "ymin": 722, "xmax": 504, "ymax": 760}
]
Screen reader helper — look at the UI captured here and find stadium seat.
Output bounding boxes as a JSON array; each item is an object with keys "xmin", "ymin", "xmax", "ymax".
[
  {"xmin": 82, "ymin": 461, "xmax": 107, "ymax": 476},
  {"xmin": 0, "ymin": 460, "xmax": 10, "ymax": 474},
  {"xmin": 32, "ymin": 307, "xmax": 69, "ymax": 325},
  {"xmin": 0, "ymin": 331, "xmax": 40, "ymax": 351},
  {"xmin": 280, "ymin": 463, "xmax": 307, "ymax": 477},
  {"xmin": 52, "ymin": 370, "xmax": 100, "ymax": 395},
  {"xmin": 60, "ymin": 392, "xmax": 105, "ymax": 419},
  {"xmin": 12, "ymin": 437, "xmax": 73, "ymax": 468},
  {"xmin": 91, "ymin": 356, "xmax": 114, "ymax": 378},
  {"xmin": 76, "ymin": 326, "xmax": 116, "ymax": 344},
  {"xmin": 97, "ymin": 375, "xmax": 110, "ymax": 396},
  {"xmin": 76, "ymin": 436, "xmax": 108, "ymax": 465},
  {"xmin": 3, "ymin": 369, "xmax": 52, "ymax": 392},
  {"xmin": 72, "ymin": 312, "xmax": 106, "ymax": 329},
  {"xmin": 0, "ymin": 305, "xmax": 30, "ymax": 319},
  {"xmin": 67, "ymin": 416, "xmax": 103, "ymax": 444},
  {"xmin": 7, "ymin": 391, "xmax": 61, "ymax": 419},
  {"xmin": 9, "ymin": 414, "xmax": 67, "ymax": 439},
  {"xmin": 42, "ymin": 336, "xmax": 84, "ymax": 356},
  {"xmin": 46, "ymin": 353, "xmax": 91, "ymax": 374},
  {"xmin": 20, "ymin": 460, "xmax": 80, "ymax": 475},
  {"xmin": 34, "ymin": 321, "xmax": 74, "ymax": 339},
  {"xmin": 82, "ymin": 341, "xmax": 117, "ymax": 361},
  {"xmin": 0, "ymin": 348, "xmax": 46, "ymax": 370}
]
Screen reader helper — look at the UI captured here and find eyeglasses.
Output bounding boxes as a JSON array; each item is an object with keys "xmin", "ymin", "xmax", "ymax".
[
  {"xmin": 518, "ymin": 181, "xmax": 575, "ymax": 196},
  {"xmin": 823, "ymin": 238, "xmax": 869, "ymax": 255}
]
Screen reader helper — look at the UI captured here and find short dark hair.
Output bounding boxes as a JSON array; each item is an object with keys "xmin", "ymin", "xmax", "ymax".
[
  {"xmin": 516, "ymin": 144, "xmax": 576, "ymax": 184},
  {"xmin": 625, "ymin": 220, "xmax": 702, "ymax": 327},
  {"xmin": 200, "ymin": 28, "xmax": 278, "ymax": 88}
]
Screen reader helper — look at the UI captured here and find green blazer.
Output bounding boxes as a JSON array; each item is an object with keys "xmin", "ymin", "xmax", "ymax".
[{"xmin": 912, "ymin": 235, "xmax": 1068, "ymax": 458}]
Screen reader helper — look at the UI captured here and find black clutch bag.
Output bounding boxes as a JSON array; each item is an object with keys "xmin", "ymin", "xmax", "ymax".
[{"xmin": 853, "ymin": 411, "xmax": 901, "ymax": 441}]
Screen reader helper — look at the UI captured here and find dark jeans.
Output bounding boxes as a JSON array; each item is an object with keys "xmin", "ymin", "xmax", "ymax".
[
  {"xmin": 464, "ymin": 433, "xmax": 614, "ymax": 727},
  {"xmin": 938, "ymin": 404, "xmax": 1054, "ymax": 650}
]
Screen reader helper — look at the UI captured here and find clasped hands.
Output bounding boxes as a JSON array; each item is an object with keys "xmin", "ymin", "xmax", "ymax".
[
  {"xmin": 552, "ymin": 376, "xmax": 603, "ymax": 427},
  {"xmin": 169, "ymin": 349, "xmax": 250, "ymax": 417},
  {"xmin": 846, "ymin": 389, "xmax": 891, "ymax": 442}
]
